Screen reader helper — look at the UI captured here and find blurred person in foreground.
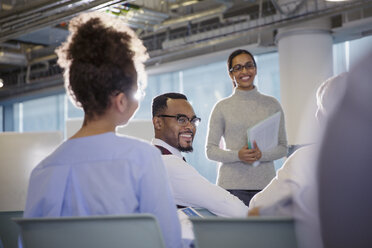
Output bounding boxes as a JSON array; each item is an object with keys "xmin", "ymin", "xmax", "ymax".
[
  {"xmin": 248, "ymin": 72, "xmax": 348, "ymax": 248},
  {"xmin": 23, "ymin": 12, "xmax": 182, "ymax": 248},
  {"xmin": 318, "ymin": 50, "xmax": 372, "ymax": 248}
]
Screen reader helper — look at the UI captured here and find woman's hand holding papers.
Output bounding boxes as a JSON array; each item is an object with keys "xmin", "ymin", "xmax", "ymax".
[{"xmin": 238, "ymin": 141, "xmax": 262, "ymax": 164}]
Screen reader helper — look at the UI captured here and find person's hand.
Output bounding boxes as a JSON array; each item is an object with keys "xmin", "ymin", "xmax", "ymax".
[
  {"xmin": 248, "ymin": 207, "xmax": 260, "ymax": 216},
  {"xmin": 238, "ymin": 141, "xmax": 262, "ymax": 164},
  {"xmin": 252, "ymin": 141, "xmax": 262, "ymax": 160}
]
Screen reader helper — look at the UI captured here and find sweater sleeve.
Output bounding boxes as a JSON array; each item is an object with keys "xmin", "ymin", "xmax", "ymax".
[
  {"xmin": 206, "ymin": 103, "xmax": 240, "ymax": 163},
  {"xmin": 260, "ymin": 106, "xmax": 288, "ymax": 162}
]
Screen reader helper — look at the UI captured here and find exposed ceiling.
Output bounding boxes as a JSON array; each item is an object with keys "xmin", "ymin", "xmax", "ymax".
[{"xmin": 1, "ymin": 0, "xmax": 372, "ymax": 102}]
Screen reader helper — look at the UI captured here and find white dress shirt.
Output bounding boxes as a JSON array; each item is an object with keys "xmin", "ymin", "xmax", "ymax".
[
  {"xmin": 152, "ymin": 138, "xmax": 248, "ymax": 217},
  {"xmin": 249, "ymin": 146, "xmax": 323, "ymax": 248}
]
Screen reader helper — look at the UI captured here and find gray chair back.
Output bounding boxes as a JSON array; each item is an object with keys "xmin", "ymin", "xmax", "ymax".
[
  {"xmin": 14, "ymin": 214, "xmax": 165, "ymax": 248},
  {"xmin": 191, "ymin": 216, "xmax": 298, "ymax": 248},
  {"xmin": 0, "ymin": 211, "xmax": 23, "ymax": 248}
]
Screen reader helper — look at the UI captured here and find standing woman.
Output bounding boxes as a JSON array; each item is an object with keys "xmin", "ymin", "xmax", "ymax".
[
  {"xmin": 206, "ymin": 49, "xmax": 288, "ymax": 206},
  {"xmin": 23, "ymin": 12, "xmax": 182, "ymax": 248}
]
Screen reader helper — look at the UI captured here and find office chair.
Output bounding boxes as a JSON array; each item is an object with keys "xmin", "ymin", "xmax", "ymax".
[
  {"xmin": 0, "ymin": 211, "xmax": 23, "ymax": 248},
  {"xmin": 14, "ymin": 214, "xmax": 165, "ymax": 248},
  {"xmin": 191, "ymin": 216, "xmax": 298, "ymax": 248}
]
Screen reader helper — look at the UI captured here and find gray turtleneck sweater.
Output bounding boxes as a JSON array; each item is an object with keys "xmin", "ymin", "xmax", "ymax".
[{"xmin": 206, "ymin": 87, "xmax": 288, "ymax": 189}]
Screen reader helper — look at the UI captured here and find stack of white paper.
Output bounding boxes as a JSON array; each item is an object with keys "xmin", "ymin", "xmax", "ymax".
[{"xmin": 247, "ymin": 112, "xmax": 281, "ymax": 167}]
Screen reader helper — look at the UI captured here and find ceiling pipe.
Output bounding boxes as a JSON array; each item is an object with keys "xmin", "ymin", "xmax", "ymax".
[
  {"xmin": 0, "ymin": 51, "xmax": 27, "ymax": 66},
  {"xmin": 0, "ymin": 42, "xmax": 21, "ymax": 49},
  {"xmin": 0, "ymin": 0, "xmax": 126, "ymax": 43},
  {"xmin": 154, "ymin": 4, "xmax": 231, "ymax": 32}
]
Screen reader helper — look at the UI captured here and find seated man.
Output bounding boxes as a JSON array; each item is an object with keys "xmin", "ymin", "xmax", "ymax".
[{"xmin": 151, "ymin": 92, "xmax": 248, "ymax": 217}]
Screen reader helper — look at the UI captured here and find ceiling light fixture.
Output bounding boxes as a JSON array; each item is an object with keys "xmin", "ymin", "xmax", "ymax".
[
  {"xmin": 170, "ymin": 0, "xmax": 199, "ymax": 10},
  {"xmin": 325, "ymin": 0, "xmax": 352, "ymax": 2}
]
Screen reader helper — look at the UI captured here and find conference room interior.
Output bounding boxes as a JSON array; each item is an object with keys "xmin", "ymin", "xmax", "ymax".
[{"xmin": 1, "ymin": 0, "xmax": 372, "ymax": 247}]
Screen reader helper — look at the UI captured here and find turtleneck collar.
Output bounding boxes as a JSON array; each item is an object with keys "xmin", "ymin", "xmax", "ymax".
[{"xmin": 233, "ymin": 86, "xmax": 259, "ymax": 100}]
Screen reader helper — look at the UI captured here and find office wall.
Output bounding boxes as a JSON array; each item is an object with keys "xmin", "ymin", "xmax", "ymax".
[{"xmin": 0, "ymin": 132, "xmax": 63, "ymax": 211}]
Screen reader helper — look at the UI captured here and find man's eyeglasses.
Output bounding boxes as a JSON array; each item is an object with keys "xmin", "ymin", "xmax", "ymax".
[
  {"xmin": 229, "ymin": 62, "xmax": 256, "ymax": 72},
  {"xmin": 157, "ymin": 114, "xmax": 201, "ymax": 127}
]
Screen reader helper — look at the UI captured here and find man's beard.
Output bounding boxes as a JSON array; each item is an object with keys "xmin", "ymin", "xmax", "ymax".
[
  {"xmin": 178, "ymin": 144, "xmax": 193, "ymax": 153},
  {"xmin": 177, "ymin": 132, "xmax": 194, "ymax": 152}
]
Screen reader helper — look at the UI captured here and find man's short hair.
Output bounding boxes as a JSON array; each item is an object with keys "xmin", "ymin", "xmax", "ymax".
[{"xmin": 152, "ymin": 93, "xmax": 188, "ymax": 117}]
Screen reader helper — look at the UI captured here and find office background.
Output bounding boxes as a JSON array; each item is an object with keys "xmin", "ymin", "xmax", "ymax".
[{"xmin": 1, "ymin": 0, "xmax": 372, "ymax": 183}]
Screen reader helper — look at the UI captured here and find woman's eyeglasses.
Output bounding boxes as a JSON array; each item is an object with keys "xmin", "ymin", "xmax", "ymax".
[
  {"xmin": 229, "ymin": 62, "xmax": 256, "ymax": 72},
  {"xmin": 157, "ymin": 114, "xmax": 201, "ymax": 127}
]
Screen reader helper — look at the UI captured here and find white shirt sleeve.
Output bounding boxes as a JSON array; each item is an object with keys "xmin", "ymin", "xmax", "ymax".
[
  {"xmin": 249, "ymin": 147, "xmax": 310, "ymax": 210},
  {"xmin": 162, "ymin": 155, "xmax": 248, "ymax": 217}
]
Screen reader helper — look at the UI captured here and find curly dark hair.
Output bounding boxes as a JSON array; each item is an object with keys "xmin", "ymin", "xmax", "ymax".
[
  {"xmin": 152, "ymin": 92, "xmax": 188, "ymax": 117},
  {"xmin": 56, "ymin": 12, "xmax": 148, "ymax": 119}
]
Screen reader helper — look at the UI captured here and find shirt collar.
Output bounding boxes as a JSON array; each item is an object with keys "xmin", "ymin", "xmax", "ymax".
[{"xmin": 151, "ymin": 138, "xmax": 183, "ymax": 159}]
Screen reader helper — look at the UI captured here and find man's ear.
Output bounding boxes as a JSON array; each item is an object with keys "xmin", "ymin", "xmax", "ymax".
[
  {"xmin": 113, "ymin": 92, "xmax": 128, "ymax": 113},
  {"xmin": 153, "ymin": 116, "xmax": 163, "ymax": 130}
]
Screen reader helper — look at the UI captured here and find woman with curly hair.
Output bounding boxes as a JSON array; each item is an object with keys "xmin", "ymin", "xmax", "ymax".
[{"xmin": 23, "ymin": 12, "xmax": 182, "ymax": 248}]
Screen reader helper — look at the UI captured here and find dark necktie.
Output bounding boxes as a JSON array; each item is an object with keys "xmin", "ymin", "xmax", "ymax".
[{"xmin": 155, "ymin": 145, "xmax": 172, "ymax": 155}]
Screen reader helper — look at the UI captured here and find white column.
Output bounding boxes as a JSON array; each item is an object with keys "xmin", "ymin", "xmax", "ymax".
[{"xmin": 278, "ymin": 18, "xmax": 333, "ymax": 145}]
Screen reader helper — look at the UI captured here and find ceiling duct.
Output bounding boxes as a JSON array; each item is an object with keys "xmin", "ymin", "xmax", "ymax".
[
  {"xmin": 0, "ymin": 0, "xmax": 126, "ymax": 43},
  {"xmin": 0, "ymin": 51, "xmax": 27, "ymax": 66},
  {"xmin": 107, "ymin": 3, "xmax": 169, "ymax": 31},
  {"xmin": 154, "ymin": 4, "xmax": 230, "ymax": 31},
  {"xmin": 169, "ymin": 0, "xmax": 199, "ymax": 10},
  {"xmin": 270, "ymin": 0, "xmax": 306, "ymax": 16}
]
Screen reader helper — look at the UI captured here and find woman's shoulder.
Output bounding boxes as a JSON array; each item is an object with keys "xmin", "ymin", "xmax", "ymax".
[
  {"xmin": 64, "ymin": 133, "xmax": 158, "ymax": 160},
  {"xmin": 256, "ymin": 92, "xmax": 283, "ymax": 110},
  {"xmin": 257, "ymin": 92, "xmax": 280, "ymax": 103},
  {"xmin": 210, "ymin": 97, "xmax": 234, "ymax": 117},
  {"xmin": 113, "ymin": 134, "xmax": 158, "ymax": 153},
  {"xmin": 213, "ymin": 95, "xmax": 235, "ymax": 107},
  {"xmin": 32, "ymin": 133, "xmax": 162, "ymax": 173}
]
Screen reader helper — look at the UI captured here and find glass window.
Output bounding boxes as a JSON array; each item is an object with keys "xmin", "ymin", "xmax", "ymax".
[
  {"xmin": 66, "ymin": 96, "xmax": 84, "ymax": 119},
  {"xmin": 182, "ymin": 60, "xmax": 231, "ymax": 183},
  {"xmin": 0, "ymin": 105, "xmax": 2, "ymax": 132},
  {"xmin": 333, "ymin": 42, "xmax": 348, "ymax": 75},
  {"xmin": 255, "ymin": 53, "xmax": 281, "ymax": 101},
  {"xmin": 134, "ymin": 72, "xmax": 181, "ymax": 120},
  {"xmin": 13, "ymin": 103, "xmax": 21, "ymax": 132},
  {"xmin": 333, "ymin": 35, "xmax": 372, "ymax": 75},
  {"xmin": 348, "ymin": 35, "xmax": 372, "ymax": 68},
  {"xmin": 16, "ymin": 94, "xmax": 65, "ymax": 133}
]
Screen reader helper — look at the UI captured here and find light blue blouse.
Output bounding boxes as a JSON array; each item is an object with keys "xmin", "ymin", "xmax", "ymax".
[{"xmin": 24, "ymin": 132, "xmax": 182, "ymax": 248}]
